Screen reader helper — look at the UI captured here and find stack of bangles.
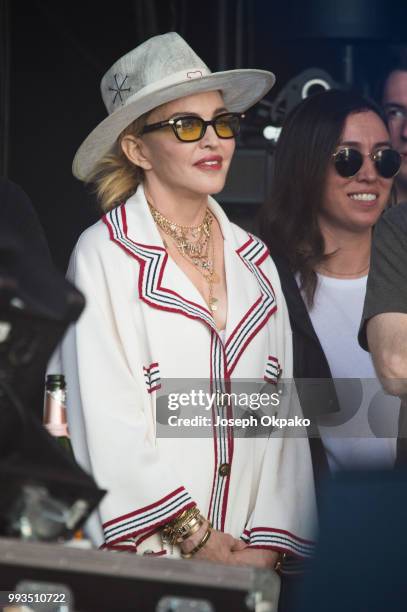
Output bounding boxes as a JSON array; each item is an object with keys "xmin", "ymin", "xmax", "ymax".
[{"xmin": 161, "ymin": 507, "xmax": 212, "ymax": 558}]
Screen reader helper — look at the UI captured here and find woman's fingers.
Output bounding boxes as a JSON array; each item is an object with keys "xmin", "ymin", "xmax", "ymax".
[
  {"xmin": 193, "ymin": 529, "xmax": 238, "ymax": 563},
  {"xmin": 231, "ymin": 548, "xmax": 279, "ymax": 568},
  {"xmin": 230, "ymin": 538, "xmax": 249, "ymax": 552}
]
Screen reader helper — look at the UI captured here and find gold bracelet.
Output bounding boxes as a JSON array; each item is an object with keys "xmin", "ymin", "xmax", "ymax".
[
  {"xmin": 162, "ymin": 507, "xmax": 202, "ymax": 545},
  {"xmin": 181, "ymin": 525, "xmax": 212, "ymax": 559},
  {"xmin": 173, "ymin": 507, "xmax": 200, "ymax": 529},
  {"xmin": 175, "ymin": 515, "xmax": 205, "ymax": 543},
  {"xmin": 164, "ymin": 514, "xmax": 203, "ymax": 544},
  {"xmin": 173, "ymin": 508, "xmax": 201, "ymax": 534},
  {"xmin": 174, "ymin": 507, "xmax": 200, "ymax": 528}
]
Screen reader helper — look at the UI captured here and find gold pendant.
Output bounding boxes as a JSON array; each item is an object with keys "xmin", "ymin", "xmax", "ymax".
[{"xmin": 209, "ymin": 297, "xmax": 218, "ymax": 312}]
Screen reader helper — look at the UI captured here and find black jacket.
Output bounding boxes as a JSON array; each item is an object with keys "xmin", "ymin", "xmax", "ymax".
[{"xmin": 270, "ymin": 252, "xmax": 341, "ymax": 488}]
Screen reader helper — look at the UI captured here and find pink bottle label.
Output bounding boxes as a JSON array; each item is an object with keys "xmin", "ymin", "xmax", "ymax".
[{"xmin": 43, "ymin": 390, "xmax": 70, "ymax": 438}]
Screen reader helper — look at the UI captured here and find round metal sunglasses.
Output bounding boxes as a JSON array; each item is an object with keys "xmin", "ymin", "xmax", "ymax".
[{"xmin": 332, "ymin": 147, "xmax": 401, "ymax": 179}]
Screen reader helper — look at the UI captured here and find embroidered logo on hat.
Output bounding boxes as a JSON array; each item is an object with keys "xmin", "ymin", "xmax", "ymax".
[{"xmin": 109, "ymin": 74, "xmax": 131, "ymax": 105}]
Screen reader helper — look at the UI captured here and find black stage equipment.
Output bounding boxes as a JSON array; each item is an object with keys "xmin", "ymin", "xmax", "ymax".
[
  {"xmin": 269, "ymin": 68, "xmax": 338, "ymax": 126},
  {"xmin": 0, "ymin": 214, "xmax": 104, "ymax": 542},
  {"xmin": 0, "ymin": 536, "xmax": 280, "ymax": 611},
  {"xmin": 0, "ymin": 0, "xmax": 10, "ymax": 176},
  {"xmin": 219, "ymin": 147, "xmax": 274, "ymax": 208},
  {"xmin": 218, "ymin": 67, "xmax": 337, "ymax": 217}
]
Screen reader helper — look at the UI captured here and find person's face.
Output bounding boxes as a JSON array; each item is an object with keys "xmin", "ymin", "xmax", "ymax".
[
  {"xmin": 383, "ymin": 69, "xmax": 407, "ymax": 185},
  {"xmin": 127, "ymin": 90, "xmax": 236, "ymax": 200},
  {"xmin": 320, "ymin": 110, "xmax": 393, "ymax": 235}
]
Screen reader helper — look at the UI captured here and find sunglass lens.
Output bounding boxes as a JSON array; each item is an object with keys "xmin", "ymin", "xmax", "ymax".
[
  {"xmin": 375, "ymin": 149, "xmax": 401, "ymax": 178},
  {"xmin": 214, "ymin": 114, "xmax": 240, "ymax": 138},
  {"xmin": 175, "ymin": 117, "xmax": 203, "ymax": 141},
  {"xmin": 334, "ymin": 148, "xmax": 363, "ymax": 177}
]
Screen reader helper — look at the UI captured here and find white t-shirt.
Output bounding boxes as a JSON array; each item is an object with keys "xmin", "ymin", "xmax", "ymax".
[{"xmin": 304, "ymin": 273, "xmax": 399, "ymax": 472}]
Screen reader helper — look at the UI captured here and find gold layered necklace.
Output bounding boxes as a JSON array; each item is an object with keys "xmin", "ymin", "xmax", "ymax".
[{"xmin": 148, "ymin": 201, "xmax": 219, "ymax": 312}]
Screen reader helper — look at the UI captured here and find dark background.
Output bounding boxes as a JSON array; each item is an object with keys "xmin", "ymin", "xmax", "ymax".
[{"xmin": 3, "ymin": 0, "xmax": 407, "ymax": 271}]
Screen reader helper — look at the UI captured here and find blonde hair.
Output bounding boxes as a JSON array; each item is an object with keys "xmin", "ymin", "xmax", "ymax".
[{"xmin": 86, "ymin": 113, "xmax": 150, "ymax": 213}]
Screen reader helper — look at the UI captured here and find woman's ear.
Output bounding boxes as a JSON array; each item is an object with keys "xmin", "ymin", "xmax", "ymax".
[{"xmin": 121, "ymin": 136, "xmax": 153, "ymax": 171}]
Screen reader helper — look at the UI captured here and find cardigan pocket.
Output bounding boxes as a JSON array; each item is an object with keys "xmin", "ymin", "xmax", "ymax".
[
  {"xmin": 143, "ymin": 362, "xmax": 161, "ymax": 394},
  {"xmin": 264, "ymin": 355, "xmax": 281, "ymax": 384}
]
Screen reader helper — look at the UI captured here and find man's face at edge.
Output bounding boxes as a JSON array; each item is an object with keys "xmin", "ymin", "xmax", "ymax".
[{"xmin": 383, "ymin": 70, "xmax": 407, "ymax": 190}]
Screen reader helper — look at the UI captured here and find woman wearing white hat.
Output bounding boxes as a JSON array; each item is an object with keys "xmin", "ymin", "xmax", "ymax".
[{"xmin": 52, "ymin": 32, "xmax": 316, "ymax": 569}]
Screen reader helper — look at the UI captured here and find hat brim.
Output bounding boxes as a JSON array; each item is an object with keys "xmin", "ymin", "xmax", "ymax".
[{"xmin": 72, "ymin": 68, "xmax": 275, "ymax": 181}]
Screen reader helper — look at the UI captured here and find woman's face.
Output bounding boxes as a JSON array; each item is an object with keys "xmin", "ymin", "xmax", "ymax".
[
  {"xmin": 132, "ymin": 90, "xmax": 236, "ymax": 200},
  {"xmin": 320, "ymin": 110, "xmax": 393, "ymax": 234}
]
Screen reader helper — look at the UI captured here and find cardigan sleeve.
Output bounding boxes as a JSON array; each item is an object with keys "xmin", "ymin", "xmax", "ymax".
[{"xmin": 53, "ymin": 227, "xmax": 196, "ymax": 552}]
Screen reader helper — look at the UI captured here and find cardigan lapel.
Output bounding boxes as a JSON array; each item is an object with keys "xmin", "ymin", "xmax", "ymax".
[
  {"xmin": 104, "ymin": 188, "xmax": 277, "ymax": 359},
  {"xmin": 104, "ymin": 187, "xmax": 216, "ymax": 331},
  {"xmin": 208, "ymin": 199, "xmax": 277, "ymax": 375}
]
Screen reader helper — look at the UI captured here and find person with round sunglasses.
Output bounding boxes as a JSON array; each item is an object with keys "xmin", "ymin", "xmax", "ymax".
[
  {"xmin": 48, "ymin": 32, "xmax": 316, "ymax": 573},
  {"xmin": 260, "ymin": 89, "xmax": 401, "ymax": 479}
]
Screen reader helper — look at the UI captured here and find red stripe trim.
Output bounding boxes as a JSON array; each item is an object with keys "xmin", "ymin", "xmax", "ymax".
[
  {"xmin": 254, "ymin": 247, "xmax": 276, "ymax": 291},
  {"xmin": 225, "ymin": 238, "xmax": 277, "ymax": 375},
  {"xmin": 102, "ymin": 214, "xmax": 115, "ymax": 240},
  {"xmin": 208, "ymin": 331, "xmax": 218, "ymax": 521},
  {"xmin": 109, "ymin": 207, "xmax": 215, "ymax": 327},
  {"xmin": 105, "ymin": 502, "xmax": 196, "ymax": 547},
  {"xmin": 264, "ymin": 356, "xmax": 281, "ymax": 384},
  {"xmin": 220, "ymin": 379, "xmax": 234, "ymax": 531},
  {"xmin": 148, "ymin": 384, "xmax": 161, "ymax": 394},
  {"xmin": 256, "ymin": 250, "xmax": 269, "ymax": 267},
  {"xmin": 104, "ymin": 209, "xmax": 210, "ymax": 315},
  {"xmin": 209, "ymin": 330, "xmax": 214, "ymax": 384},
  {"xmin": 103, "ymin": 486, "xmax": 186, "ymax": 528},
  {"xmin": 257, "ymin": 270, "xmax": 276, "ymax": 299},
  {"xmin": 246, "ymin": 544, "xmax": 310, "ymax": 560},
  {"xmin": 249, "ymin": 526, "xmax": 314, "ymax": 545},
  {"xmin": 143, "ymin": 362, "xmax": 159, "ymax": 371},
  {"xmin": 121, "ymin": 202, "xmax": 128, "ymax": 234},
  {"xmin": 134, "ymin": 527, "xmax": 159, "ymax": 548},
  {"xmin": 228, "ymin": 304, "xmax": 277, "ymax": 376},
  {"xmin": 235, "ymin": 235, "xmax": 254, "ymax": 256},
  {"xmin": 102, "ymin": 525, "xmax": 159, "ymax": 551},
  {"xmin": 225, "ymin": 297, "xmax": 261, "ymax": 349},
  {"xmin": 220, "ymin": 333, "xmax": 229, "ymax": 378},
  {"xmin": 236, "ymin": 235, "xmax": 270, "ymax": 270}
]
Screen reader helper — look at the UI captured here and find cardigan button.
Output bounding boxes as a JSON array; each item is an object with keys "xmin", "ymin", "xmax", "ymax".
[{"xmin": 219, "ymin": 463, "xmax": 231, "ymax": 477}]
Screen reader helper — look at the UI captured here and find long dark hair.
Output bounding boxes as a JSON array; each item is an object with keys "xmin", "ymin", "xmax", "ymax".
[{"xmin": 260, "ymin": 89, "xmax": 389, "ymax": 306}]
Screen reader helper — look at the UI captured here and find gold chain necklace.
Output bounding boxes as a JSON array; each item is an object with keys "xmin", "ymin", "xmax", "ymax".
[
  {"xmin": 318, "ymin": 263, "xmax": 370, "ymax": 278},
  {"xmin": 148, "ymin": 201, "xmax": 219, "ymax": 312},
  {"xmin": 148, "ymin": 202, "xmax": 212, "ymax": 258}
]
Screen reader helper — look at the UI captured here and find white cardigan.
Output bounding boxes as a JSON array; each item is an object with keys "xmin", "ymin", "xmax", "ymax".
[{"xmin": 51, "ymin": 186, "xmax": 316, "ymax": 557}]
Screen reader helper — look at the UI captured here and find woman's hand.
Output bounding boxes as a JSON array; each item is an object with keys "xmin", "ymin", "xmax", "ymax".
[
  {"xmin": 231, "ymin": 547, "xmax": 280, "ymax": 569},
  {"xmin": 179, "ymin": 521, "xmax": 279, "ymax": 568},
  {"xmin": 180, "ymin": 521, "xmax": 247, "ymax": 564}
]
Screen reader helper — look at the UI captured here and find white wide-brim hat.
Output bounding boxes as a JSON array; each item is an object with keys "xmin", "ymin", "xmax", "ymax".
[{"xmin": 72, "ymin": 32, "xmax": 275, "ymax": 181}]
